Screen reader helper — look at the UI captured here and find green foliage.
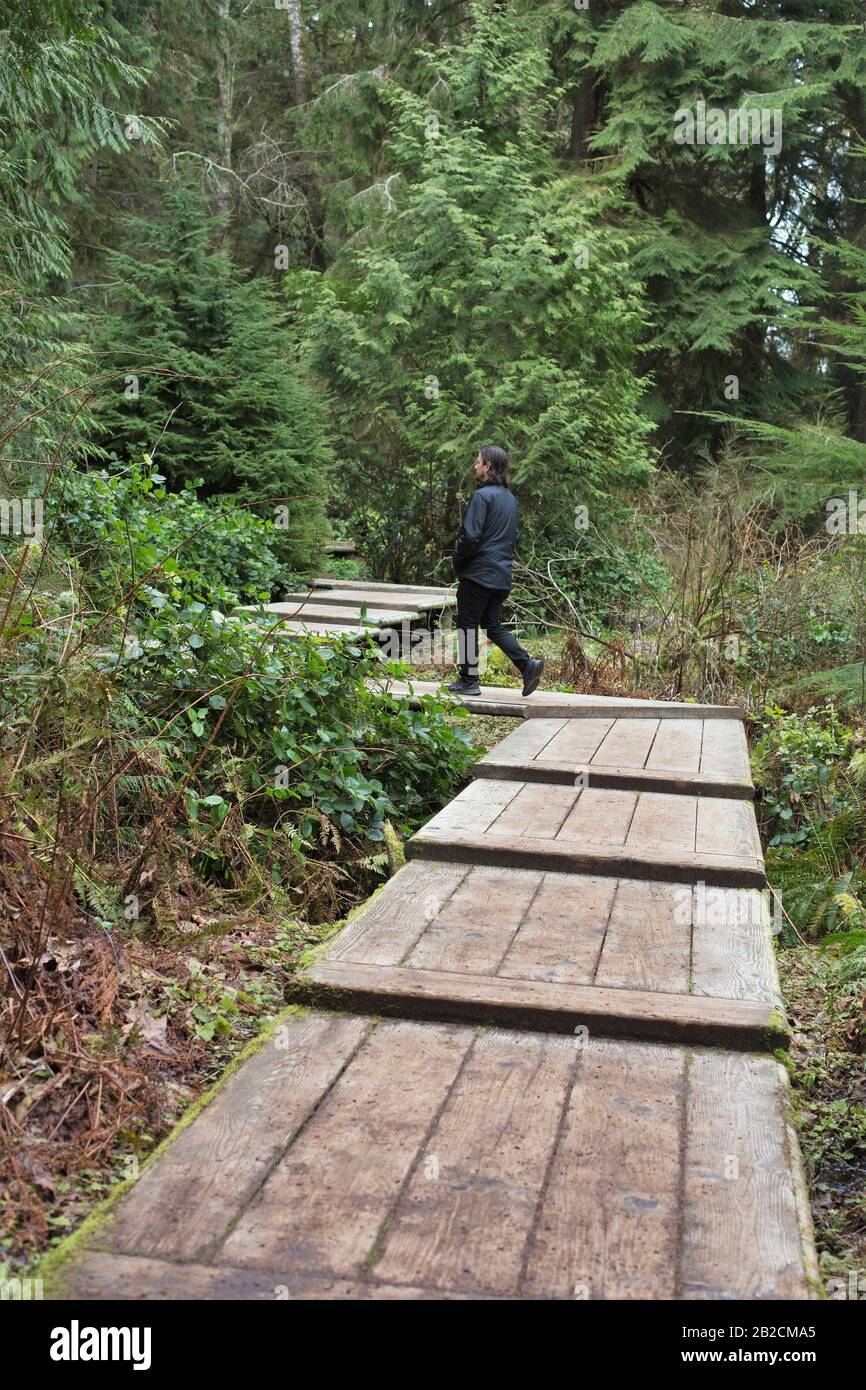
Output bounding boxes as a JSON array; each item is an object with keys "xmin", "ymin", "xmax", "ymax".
[
  {"xmin": 297, "ymin": 9, "xmax": 654, "ymax": 579},
  {"xmin": 752, "ymin": 704, "xmax": 857, "ymax": 848},
  {"xmin": 0, "ymin": 1, "xmax": 159, "ymax": 469},
  {"xmin": 55, "ymin": 462, "xmax": 287, "ymax": 603},
  {"xmin": 100, "ymin": 604, "xmax": 477, "ymax": 866},
  {"xmin": 755, "ymin": 705, "xmax": 866, "ymax": 946}
]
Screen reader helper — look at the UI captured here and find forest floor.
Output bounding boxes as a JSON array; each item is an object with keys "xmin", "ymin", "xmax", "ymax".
[{"xmin": 2, "ymin": 644, "xmax": 863, "ymax": 1294}]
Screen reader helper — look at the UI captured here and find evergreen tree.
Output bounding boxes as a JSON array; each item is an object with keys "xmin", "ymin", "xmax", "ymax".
[
  {"xmin": 92, "ymin": 184, "xmax": 332, "ymax": 572},
  {"xmin": 534, "ymin": 0, "xmax": 866, "ymax": 467},
  {"xmin": 0, "ymin": 0, "xmax": 160, "ymax": 471}
]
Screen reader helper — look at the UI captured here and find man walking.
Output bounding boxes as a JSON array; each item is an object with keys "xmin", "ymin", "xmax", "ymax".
[{"xmin": 448, "ymin": 445, "xmax": 544, "ymax": 698}]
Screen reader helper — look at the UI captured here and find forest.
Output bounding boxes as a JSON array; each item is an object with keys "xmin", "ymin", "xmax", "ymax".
[{"xmin": 0, "ymin": 0, "xmax": 864, "ymax": 1306}]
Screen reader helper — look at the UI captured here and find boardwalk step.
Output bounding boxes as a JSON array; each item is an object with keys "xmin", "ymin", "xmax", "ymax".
[
  {"xmin": 476, "ymin": 714, "xmax": 753, "ymax": 797},
  {"xmin": 409, "ymin": 780, "xmax": 766, "ymax": 887},
  {"xmin": 316, "ymin": 578, "xmax": 454, "ymax": 599},
  {"xmin": 321, "ymin": 861, "xmax": 782, "ymax": 1008},
  {"xmin": 375, "ymin": 678, "xmax": 745, "ymax": 720},
  {"xmin": 58, "ymin": 1015, "xmax": 814, "ymax": 1301},
  {"xmin": 408, "ymin": 830, "xmax": 765, "ymax": 887},
  {"xmin": 308, "ymin": 586, "xmax": 454, "ymax": 612},
  {"xmin": 247, "ymin": 601, "xmax": 415, "ymax": 625},
  {"xmin": 300, "ymin": 959, "xmax": 788, "ymax": 1050},
  {"xmin": 476, "ymin": 758, "xmax": 753, "ymax": 798}
]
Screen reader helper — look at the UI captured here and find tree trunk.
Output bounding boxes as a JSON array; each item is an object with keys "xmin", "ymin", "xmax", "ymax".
[
  {"xmin": 215, "ymin": 0, "xmax": 234, "ymax": 228},
  {"xmin": 569, "ymin": 70, "xmax": 597, "ymax": 161},
  {"xmin": 286, "ymin": 0, "xmax": 307, "ymax": 107}
]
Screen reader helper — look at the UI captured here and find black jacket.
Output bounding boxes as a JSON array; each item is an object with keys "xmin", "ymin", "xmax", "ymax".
[{"xmin": 452, "ymin": 482, "xmax": 519, "ymax": 590}]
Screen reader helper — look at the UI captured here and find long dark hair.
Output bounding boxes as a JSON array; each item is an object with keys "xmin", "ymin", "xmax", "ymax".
[{"xmin": 479, "ymin": 444, "xmax": 510, "ymax": 488}]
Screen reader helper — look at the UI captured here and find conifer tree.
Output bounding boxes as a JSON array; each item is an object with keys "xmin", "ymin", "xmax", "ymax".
[{"xmin": 92, "ymin": 184, "xmax": 331, "ymax": 572}]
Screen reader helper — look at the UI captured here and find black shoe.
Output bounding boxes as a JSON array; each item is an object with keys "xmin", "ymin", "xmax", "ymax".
[
  {"xmin": 521, "ymin": 658, "xmax": 544, "ymax": 697},
  {"xmin": 447, "ymin": 677, "xmax": 481, "ymax": 696}
]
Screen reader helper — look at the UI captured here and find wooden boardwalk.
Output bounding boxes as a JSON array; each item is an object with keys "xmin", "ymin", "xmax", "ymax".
[
  {"xmin": 51, "ymin": 692, "xmax": 818, "ymax": 1302},
  {"xmin": 241, "ymin": 579, "xmax": 456, "ymax": 639}
]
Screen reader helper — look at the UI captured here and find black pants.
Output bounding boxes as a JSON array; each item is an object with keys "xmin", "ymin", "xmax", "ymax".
[{"xmin": 456, "ymin": 577, "xmax": 531, "ymax": 680}]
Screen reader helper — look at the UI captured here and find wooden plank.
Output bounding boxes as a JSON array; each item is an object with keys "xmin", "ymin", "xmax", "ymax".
[
  {"xmin": 422, "ymin": 783, "xmax": 767, "ymax": 878},
  {"xmin": 374, "ymin": 678, "xmax": 744, "ymax": 720},
  {"xmin": 700, "ymin": 717, "xmax": 751, "ymax": 779},
  {"xmin": 317, "ymin": 579, "xmax": 454, "ymax": 598},
  {"xmin": 88, "ymin": 1014, "xmax": 369, "ymax": 1262},
  {"xmin": 696, "ymin": 795, "xmax": 762, "ymax": 859},
  {"xmin": 260, "ymin": 602, "xmax": 415, "ymax": 624},
  {"xmin": 61, "ymin": 1252, "xmax": 491, "ymax": 1301},
  {"xmin": 328, "ymin": 861, "xmax": 470, "ymax": 966},
  {"xmin": 405, "ymin": 865, "xmax": 540, "ymax": 974},
  {"xmin": 372, "ymin": 1030, "xmax": 577, "ymax": 1294},
  {"xmin": 539, "ymin": 719, "xmax": 614, "ymax": 762},
  {"xmin": 522, "ymin": 1038, "xmax": 684, "ymax": 1299},
  {"xmin": 593, "ymin": 879, "xmax": 691, "ymax": 994},
  {"xmin": 216, "ymin": 1020, "xmax": 470, "ymax": 1275},
  {"xmin": 645, "ymin": 717, "xmax": 703, "ymax": 774},
  {"xmin": 476, "ymin": 711, "xmax": 751, "ymax": 792},
  {"xmin": 498, "ymin": 872, "xmax": 616, "ymax": 985},
  {"xmin": 627, "ymin": 792, "xmax": 696, "ymax": 852},
  {"xmin": 475, "ymin": 757, "xmax": 753, "ymax": 798},
  {"xmin": 557, "ymin": 787, "xmax": 637, "ymax": 845},
  {"xmin": 408, "ymin": 826, "xmax": 766, "ymax": 887},
  {"xmin": 325, "ymin": 868, "xmax": 778, "ymax": 1007},
  {"xmin": 681, "ymin": 1052, "xmax": 810, "ymax": 1299},
  {"xmin": 592, "ymin": 717, "xmax": 660, "ymax": 769},
  {"xmin": 477, "ymin": 717, "xmax": 565, "ymax": 764},
  {"xmin": 303, "ymin": 960, "xmax": 788, "ymax": 1049},
  {"xmin": 690, "ymin": 885, "xmax": 783, "ymax": 1006},
  {"xmin": 486, "ymin": 781, "xmax": 579, "ymax": 839},
  {"xmin": 281, "ymin": 588, "xmax": 426, "ymax": 612},
  {"xmin": 422, "ymin": 777, "xmax": 522, "ymax": 836}
]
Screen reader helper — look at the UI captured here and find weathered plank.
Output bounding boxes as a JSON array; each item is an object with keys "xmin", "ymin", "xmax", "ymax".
[
  {"xmin": 498, "ymin": 872, "xmax": 615, "ymax": 985},
  {"xmin": 404, "ymin": 865, "xmax": 540, "ymax": 975},
  {"xmin": 216, "ymin": 1020, "xmax": 469, "ymax": 1275},
  {"xmin": 60, "ymin": 1252, "xmax": 491, "ymax": 1301},
  {"xmin": 326, "ymin": 860, "xmax": 470, "ymax": 965},
  {"xmin": 522, "ymin": 1038, "xmax": 684, "ymax": 1299},
  {"xmin": 413, "ymin": 781, "xmax": 765, "ymax": 885},
  {"xmin": 476, "ymin": 714, "xmax": 752, "ymax": 796},
  {"xmin": 372, "ymin": 1030, "xmax": 576, "ymax": 1294},
  {"xmin": 476, "ymin": 757, "xmax": 753, "ymax": 798},
  {"xmin": 375, "ymin": 677, "xmax": 745, "ymax": 720},
  {"xmin": 55, "ymin": 1020, "xmax": 814, "ymax": 1302},
  {"xmin": 646, "ymin": 717, "xmax": 703, "ymax": 774},
  {"xmin": 316, "ymin": 578, "xmax": 454, "ymax": 600},
  {"xmin": 408, "ymin": 826, "xmax": 766, "ymax": 887},
  {"xmin": 88, "ymin": 1013, "xmax": 369, "ymax": 1262},
  {"xmin": 681, "ymin": 1052, "xmax": 811, "ymax": 1299},
  {"xmin": 257, "ymin": 601, "xmax": 414, "ymax": 625},
  {"xmin": 325, "ymin": 864, "xmax": 780, "ymax": 1006},
  {"xmin": 690, "ymin": 885, "xmax": 783, "ymax": 1006},
  {"xmin": 302, "ymin": 959, "xmax": 788, "ymax": 1049},
  {"xmin": 593, "ymin": 878, "xmax": 691, "ymax": 994},
  {"xmin": 286, "ymin": 587, "xmax": 429, "ymax": 611}
]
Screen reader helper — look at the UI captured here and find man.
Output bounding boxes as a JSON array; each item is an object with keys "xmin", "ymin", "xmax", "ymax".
[{"xmin": 448, "ymin": 445, "xmax": 544, "ymax": 698}]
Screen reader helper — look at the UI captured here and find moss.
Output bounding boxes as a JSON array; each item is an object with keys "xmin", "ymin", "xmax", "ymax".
[
  {"xmin": 296, "ymin": 869, "xmax": 401, "ymax": 970},
  {"xmin": 37, "ymin": 1002, "xmax": 314, "ymax": 1299}
]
